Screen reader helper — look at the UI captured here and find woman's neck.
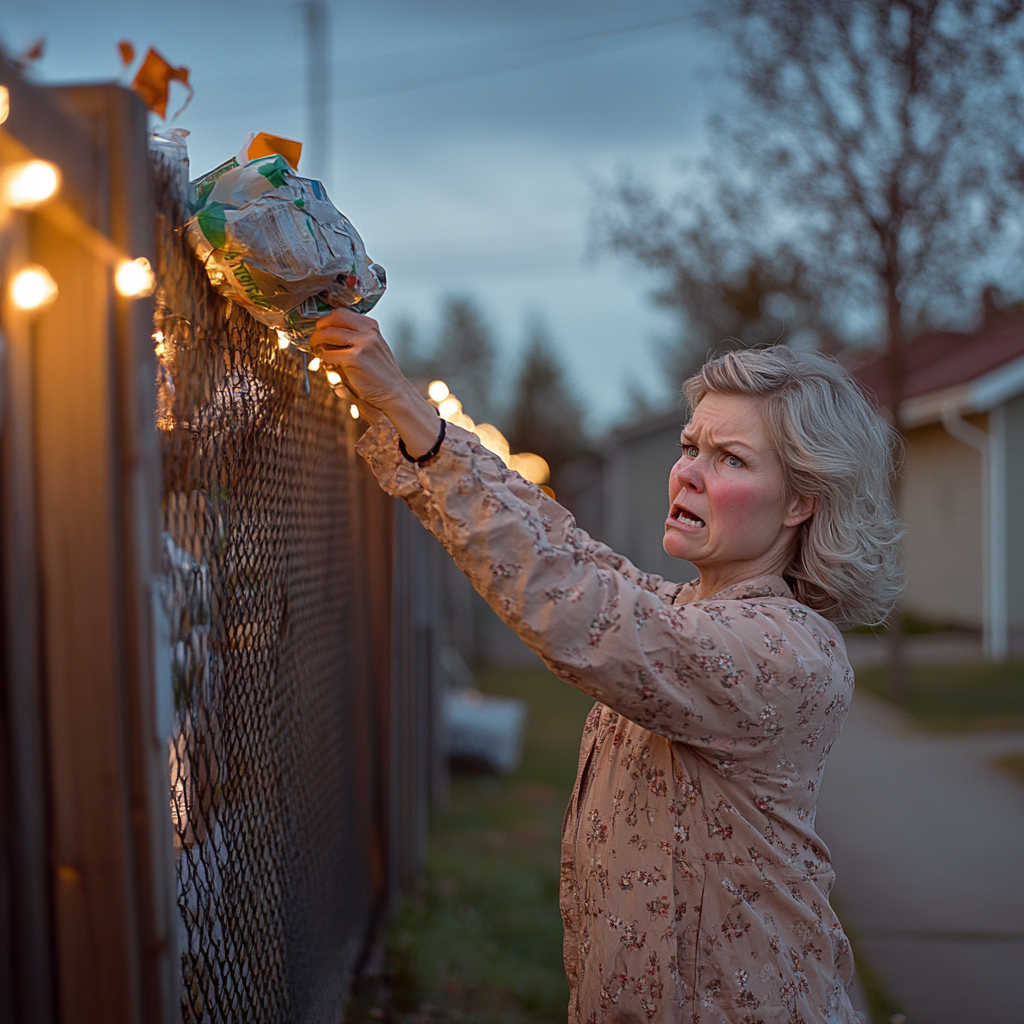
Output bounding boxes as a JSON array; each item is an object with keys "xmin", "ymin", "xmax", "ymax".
[{"xmin": 693, "ymin": 553, "xmax": 793, "ymax": 602}]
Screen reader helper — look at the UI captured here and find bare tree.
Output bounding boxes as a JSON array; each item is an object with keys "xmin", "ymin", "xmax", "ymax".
[
  {"xmin": 595, "ymin": 178, "xmax": 843, "ymax": 392},
  {"xmin": 595, "ymin": 0, "xmax": 1024, "ymax": 699}
]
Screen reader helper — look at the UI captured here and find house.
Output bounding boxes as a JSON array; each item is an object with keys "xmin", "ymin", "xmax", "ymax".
[
  {"xmin": 853, "ymin": 316, "xmax": 1024, "ymax": 659},
  {"xmin": 600, "ymin": 320, "xmax": 1024, "ymax": 660}
]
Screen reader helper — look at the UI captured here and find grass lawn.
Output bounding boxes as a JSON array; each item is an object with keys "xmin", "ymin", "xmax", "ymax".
[
  {"xmin": 855, "ymin": 660, "xmax": 1024, "ymax": 730},
  {"xmin": 385, "ymin": 666, "xmax": 594, "ymax": 1024}
]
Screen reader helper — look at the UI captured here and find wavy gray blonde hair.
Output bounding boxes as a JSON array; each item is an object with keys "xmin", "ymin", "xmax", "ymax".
[{"xmin": 683, "ymin": 347, "xmax": 904, "ymax": 626}]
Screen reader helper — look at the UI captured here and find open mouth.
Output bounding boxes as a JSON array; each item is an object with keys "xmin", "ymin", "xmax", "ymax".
[{"xmin": 669, "ymin": 504, "xmax": 706, "ymax": 528}]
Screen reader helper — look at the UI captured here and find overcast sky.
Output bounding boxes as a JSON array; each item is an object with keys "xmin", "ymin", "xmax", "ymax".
[{"xmin": 1, "ymin": 0, "xmax": 730, "ymax": 430}]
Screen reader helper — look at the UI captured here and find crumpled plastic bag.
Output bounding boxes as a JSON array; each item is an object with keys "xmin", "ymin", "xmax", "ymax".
[{"xmin": 184, "ymin": 132, "xmax": 385, "ymax": 341}]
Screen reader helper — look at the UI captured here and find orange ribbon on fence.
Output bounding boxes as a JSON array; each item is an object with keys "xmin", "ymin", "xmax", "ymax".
[{"xmin": 131, "ymin": 46, "xmax": 193, "ymax": 121}]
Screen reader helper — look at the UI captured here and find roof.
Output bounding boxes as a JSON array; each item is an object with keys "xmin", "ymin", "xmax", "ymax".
[{"xmin": 852, "ymin": 314, "xmax": 1024, "ymax": 427}]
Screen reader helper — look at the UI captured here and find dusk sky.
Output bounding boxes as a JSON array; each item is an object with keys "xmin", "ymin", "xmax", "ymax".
[{"xmin": 1, "ymin": 0, "xmax": 729, "ymax": 430}]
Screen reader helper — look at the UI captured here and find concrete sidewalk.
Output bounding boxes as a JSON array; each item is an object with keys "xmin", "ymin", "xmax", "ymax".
[{"xmin": 817, "ymin": 691, "xmax": 1024, "ymax": 1024}]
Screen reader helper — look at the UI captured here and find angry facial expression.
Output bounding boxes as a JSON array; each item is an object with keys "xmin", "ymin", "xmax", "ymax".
[{"xmin": 664, "ymin": 393, "xmax": 814, "ymax": 584}]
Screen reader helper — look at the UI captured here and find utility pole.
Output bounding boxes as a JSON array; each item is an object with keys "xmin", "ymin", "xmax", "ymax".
[{"xmin": 303, "ymin": 0, "xmax": 330, "ymax": 182}]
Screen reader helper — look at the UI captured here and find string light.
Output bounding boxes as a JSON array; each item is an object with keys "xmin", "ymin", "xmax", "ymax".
[
  {"xmin": 308, "ymin": 355, "xmax": 322, "ymax": 372},
  {"xmin": 417, "ymin": 385, "xmax": 551, "ymax": 489},
  {"xmin": 508, "ymin": 452, "xmax": 550, "ymax": 485},
  {"xmin": 427, "ymin": 379, "xmax": 449, "ymax": 402},
  {"xmin": 349, "ymin": 404, "xmax": 360, "ymax": 420},
  {"xmin": 325, "ymin": 369, "xmax": 342, "ymax": 386},
  {"xmin": 0, "ymin": 86, "xmax": 9, "ymax": 125},
  {"xmin": 114, "ymin": 257, "xmax": 156, "ymax": 298},
  {"xmin": 2, "ymin": 159, "xmax": 60, "ymax": 209},
  {"xmin": 11, "ymin": 265, "xmax": 58, "ymax": 310},
  {"xmin": 276, "ymin": 330, "xmax": 291, "ymax": 349},
  {"xmin": 437, "ymin": 395, "xmax": 462, "ymax": 419},
  {"xmin": 473, "ymin": 423, "xmax": 510, "ymax": 465}
]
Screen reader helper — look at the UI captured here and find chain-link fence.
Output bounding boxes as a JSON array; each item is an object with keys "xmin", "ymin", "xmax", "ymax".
[{"xmin": 152, "ymin": 149, "xmax": 409, "ymax": 1024}]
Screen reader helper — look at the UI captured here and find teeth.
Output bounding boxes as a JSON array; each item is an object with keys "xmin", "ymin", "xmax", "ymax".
[{"xmin": 673, "ymin": 509, "xmax": 704, "ymax": 527}]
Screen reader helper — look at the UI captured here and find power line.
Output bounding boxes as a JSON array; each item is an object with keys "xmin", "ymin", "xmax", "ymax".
[{"xmin": 187, "ymin": 10, "xmax": 697, "ymax": 126}]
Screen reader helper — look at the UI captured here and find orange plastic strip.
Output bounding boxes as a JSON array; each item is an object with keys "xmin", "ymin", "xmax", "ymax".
[{"xmin": 246, "ymin": 132, "xmax": 303, "ymax": 171}]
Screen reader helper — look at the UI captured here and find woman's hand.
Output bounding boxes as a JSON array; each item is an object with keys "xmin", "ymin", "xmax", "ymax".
[{"xmin": 311, "ymin": 307, "xmax": 443, "ymax": 459}]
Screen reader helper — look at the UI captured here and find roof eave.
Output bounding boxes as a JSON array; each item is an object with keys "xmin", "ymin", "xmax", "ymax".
[{"xmin": 901, "ymin": 352, "xmax": 1024, "ymax": 428}]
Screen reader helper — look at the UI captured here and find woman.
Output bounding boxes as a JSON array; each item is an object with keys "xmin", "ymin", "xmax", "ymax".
[{"xmin": 312, "ymin": 308, "xmax": 902, "ymax": 1024}]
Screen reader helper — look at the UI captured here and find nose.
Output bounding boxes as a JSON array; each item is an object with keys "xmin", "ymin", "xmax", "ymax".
[{"xmin": 669, "ymin": 452, "xmax": 705, "ymax": 500}]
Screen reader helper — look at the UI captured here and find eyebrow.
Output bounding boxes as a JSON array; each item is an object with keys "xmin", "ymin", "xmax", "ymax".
[{"xmin": 679, "ymin": 430, "xmax": 757, "ymax": 454}]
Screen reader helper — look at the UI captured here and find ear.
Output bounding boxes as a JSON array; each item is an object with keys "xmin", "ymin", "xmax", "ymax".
[{"xmin": 783, "ymin": 491, "xmax": 817, "ymax": 529}]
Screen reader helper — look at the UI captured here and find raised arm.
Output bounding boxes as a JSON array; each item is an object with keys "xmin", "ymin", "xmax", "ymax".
[
  {"xmin": 361, "ymin": 417, "xmax": 844, "ymax": 758},
  {"xmin": 314, "ymin": 308, "xmax": 845, "ymax": 759}
]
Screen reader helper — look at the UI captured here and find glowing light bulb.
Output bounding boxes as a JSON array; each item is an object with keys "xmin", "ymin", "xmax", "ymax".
[
  {"xmin": 508, "ymin": 452, "xmax": 550, "ymax": 485},
  {"xmin": 427, "ymin": 379, "xmax": 449, "ymax": 402},
  {"xmin": 11, "ymin": 265, "xmax": 58, "ymax": 310},
  {"xmin": 437, "ymin": 395, "xmax": 462, "ymax": 420},
  {"xmin": 325, "ymin": 369, "xmax": 342, "ymax": 386},
  {"xmin": 308, "ymin": 356, "xmax": 322, "ymax": 372},
  {"xmin": 473, "ymin": 423, "xmax": 510, "ymax": 465},
  {"xmin": 0, "ymin": 86, "xmax": 9, "ymax": 125},
  {"xmin": 349, "ymin": 404, "xmax": 360, "ymax": 420},
  {"xmin": 114, "ymin": 257, "xmax": 155, "ymax": 298},
  {"xmin": 2, "ymin": 159, "xmax": 60, "ymax": 209},
  {"xmin": 276, "ymin": 330, "xmax": 291, "ymax": 349}
]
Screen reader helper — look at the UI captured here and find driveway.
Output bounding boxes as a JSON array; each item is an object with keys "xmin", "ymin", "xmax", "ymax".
[{"xmin": 816, "ymin": 690, "xmax": 1024, "ymax": 1023}]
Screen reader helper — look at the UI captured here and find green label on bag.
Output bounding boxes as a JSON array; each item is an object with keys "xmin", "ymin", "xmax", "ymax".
[
  {"xmin": 191, "ymin": 157, "xmax": 238, "ymax": 211},
  {"xmin": 256, "ymin": 155, "xmax": 290, "ymax": 189},
  {"xmin": 197, "ymin": 202, "xmax": 229, "ymax": 250},
  {"xmin": 225, "ymin": 256, "xmax": 273, "ymax": 310}
]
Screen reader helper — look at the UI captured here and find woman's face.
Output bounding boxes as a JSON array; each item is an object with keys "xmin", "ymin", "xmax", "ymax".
[{"xmin": 663, "ymin": 393, "xmax": 815, "ymax": 582}]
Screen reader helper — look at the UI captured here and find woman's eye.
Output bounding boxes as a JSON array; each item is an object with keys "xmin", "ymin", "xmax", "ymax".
[
  {"xmin": 678, "ymin": 444, "xmax": 698, "ymax": 458},
  {"xmin": 724, "ymin": 455, "xmax": 743, "ymax": 468}
]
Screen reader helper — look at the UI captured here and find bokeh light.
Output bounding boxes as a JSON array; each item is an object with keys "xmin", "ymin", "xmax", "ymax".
[
  {"xmin": 114, "ymin": 257, "xmax": 156, "ymax": 298},
  {"xmin": 11, "ymin": 265, "xmax": 58, "ymax": 310},
  {"xmin": 427, "ymin": 379, "xmax": 450, "ymax": 402},
  {"xmin": 2, "ymin": 159, "xmax": 60, "ymax": 209}
]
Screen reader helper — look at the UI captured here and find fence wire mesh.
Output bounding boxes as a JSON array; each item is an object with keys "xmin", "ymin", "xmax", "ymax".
[{"xmin": 151, "ymin": 149, "xmax": 383, "ymax": 1024}]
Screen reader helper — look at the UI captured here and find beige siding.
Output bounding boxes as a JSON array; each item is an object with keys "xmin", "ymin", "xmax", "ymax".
[
  {"xmin": 900, "ymin": 418, "xmax": 985, "ymax": 628},
  {"xmin": 1004, "ymin": 394, "xmax": 1024, "ymax": 646}
]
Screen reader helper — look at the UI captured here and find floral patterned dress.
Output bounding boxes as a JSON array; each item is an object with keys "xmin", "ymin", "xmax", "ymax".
[{"xmin": 358, "ymin": 421, "xmax": 863, "ymax": 1024}]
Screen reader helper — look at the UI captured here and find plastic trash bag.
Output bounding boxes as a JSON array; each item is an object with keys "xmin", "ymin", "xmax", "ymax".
[{"xmin": 184, "ymin": 132, "xmax": 385, "ymax": 341}]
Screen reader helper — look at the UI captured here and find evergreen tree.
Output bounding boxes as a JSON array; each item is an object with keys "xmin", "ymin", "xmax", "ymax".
[
  {"xmin": 389, "ymin": 315, "xmax": 429, "ymax": 382},
  {"xmin": 430, "ymin": 295, "xmax": 497, "ymax": 420},
  {"xmin": 505, "ymin": 320, "xmax": 588, "ymax": 477}
]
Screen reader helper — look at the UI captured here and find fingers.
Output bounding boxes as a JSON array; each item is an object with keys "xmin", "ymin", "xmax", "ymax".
[
  {"xmin": 316, "ymin": 306, "xmax": 379, "ymax": 331},
  {"xmin": 312, "ymin": 326, "xmax": 359, "ymax": 352}
]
